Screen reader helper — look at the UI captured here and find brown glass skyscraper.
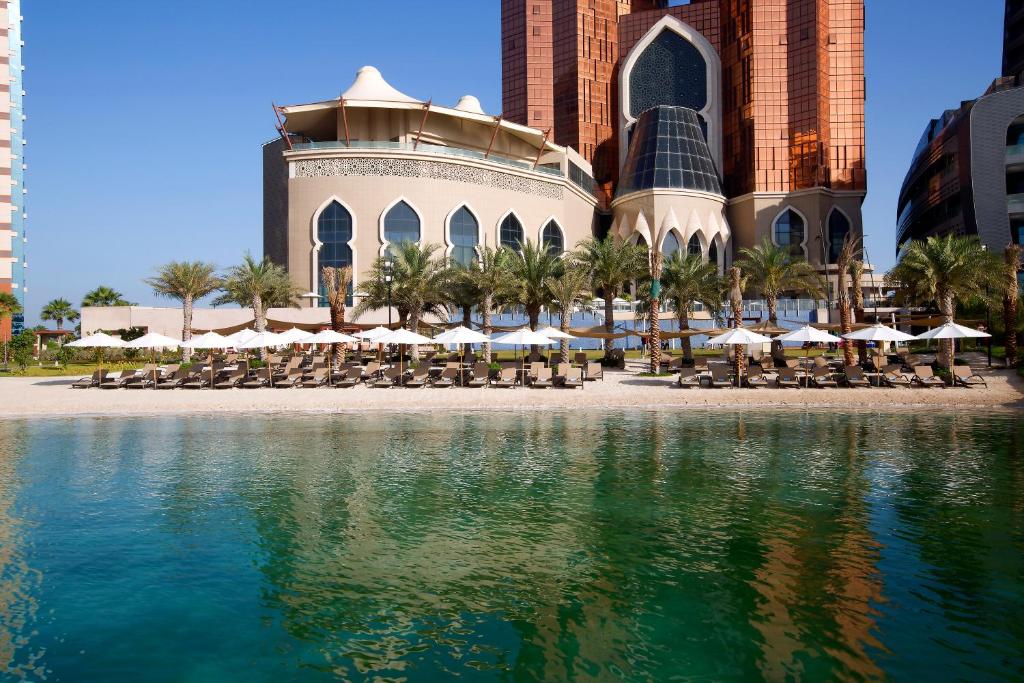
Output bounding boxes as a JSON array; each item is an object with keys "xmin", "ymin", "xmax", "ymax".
[{"xmin": 502, "ymin": 0, "xmax": 866, "ymax": 269}]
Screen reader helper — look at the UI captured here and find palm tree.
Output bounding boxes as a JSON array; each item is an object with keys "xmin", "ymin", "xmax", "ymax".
[
  {"xmin": 509, "ymin": 238, "xmax": 563, "ymax": 358},
  {"xmin": 849, "ymin": 259, "xmax": 868, "ymax": 364},
  {"xmin": 215, "ymin": 253, "xmax": 301, "ymax": 334},
  {"xmin": 572, "ymin": 236, "xmax": 647, "ymax": 352},
  {"xmin": 446, "ymin": 263, "xmax": 481, "ymax": 329},
  {"xmin": 40, "ymin": 298, "xmax": 79, "ymax": 332},
  {"xmin": 544, "ymin": 265, "xmax": 591, "ymax": 358},
  {"xmin": 886, "ymin": 234, "xmax": 999, "ymax": 368},
  {"xmin": 737, "ymin": 238, "xmax": 826, "ymax": 324},
  {"xmin": 321, "ymin": 265, "xmax": 353, "ymax": 369},
  {"xmin": 144, "ymin": 261, "xmax": 221, "ymax": 362},
  {"xmin": 81, "ymin": 285, "xmax": 132, "ymax": 308},
  {"xmin": 0, "ymin": 291, "xmax": 21, "ymax": 368},
  {"xmin": 648, "ymin": 248, "xmax": 664, "ymax": 373},
  {"xmin": 1003, "ymin": 244, "xmax": 1021, "ymax": 369},
  {"xmin": 466, "ymin": 246, "xmax": 515, "ymax": 362},
  {"xmin": 660, "ymin": 252, "xmax": 723, "ymax": 360},
  {"xmin": 355, "ymin": 242, "xmax": 449, "ymax": 358},
  {"xmin": 834, "ymin": 233, "xmax": 863, "ymax": 367},
  {"xmin": 729, "ymin": 265, "xmax": 745, "ymax": 382}
]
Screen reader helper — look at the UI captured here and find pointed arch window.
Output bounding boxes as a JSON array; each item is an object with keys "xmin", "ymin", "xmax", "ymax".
[
  {"xmin": 662, "ymin": 231, "xmax": 680, "ymax": 256},
  {"xmin": 500, "ymin": 214, "xmax": 524, "ymax": 250},
  {"xmin": 687, "ymin": 234, "xmax": 702, "ymax": 257},
  {"xmin": 450, "ymin": 207, "xmax": 478, "ymax": 266},
  {"xmin": 774, "ymin": 209, "xmax": 805, "ymax": 258},
  {"xmin": 542, "ymin": 220, "xmax": 564, "ymax": 255},
  {"xmin": 708, "ymin": 241, "xmax": 719, "ymax": 269},
  {"xmin": 317, "ymin": 201, "xmax": 353, "ymax": 306},
  {"xmin": 384, "ymin": 200, "xmax": 420, "ymax": 247},
  {"xmin": 827, "ymin": 210, "xmax": 851, "ymax": 263}
]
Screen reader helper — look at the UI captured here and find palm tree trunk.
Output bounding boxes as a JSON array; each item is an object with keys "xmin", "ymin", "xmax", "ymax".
[
  {"xmin": 680, "ymin": 308, "xmax": 693, "ymax": 360},
  {"xmin": 603, "ymin": 286, "xmax": 615, "ymax": 355},
  {"xmin": 528, "ymin": 307, "xmax": 540, "ymax": 360},
  {"xmin": 560, "ymin": 306, "xmax": 571, "ymax": 359},
  {"xmin": 850, "ymin": 261, "xmax": 867, "ymax": 364},
  {"xmin": 182, "ymin": 295, "xmax": 194, "ymax": 363},
  {"xmin": 252, "ymin": 294, "xmax": 267, "ymax": 361},
  {"xmin": 730, "ymin": 267, "xmax": 745, "ymax": 385},
  {"xmin": 940, "ymin": 291, "xmax": 955, "ymax": 369},
  {"xmin": 482, "ymin": 294, "xmax": 493, "ymax": 363},
  {"xmin": 329, "ymin": 285, "xmax": 346, "ymax": 372},
  {"xmin": 837, "ymin": 261, "xmax": 856, "ymax": 367},
  {"xmin": 409, "ymin": 309, "xmax": 421, "ymax": 360},
  {"xmin": 462, "ymin": 305, "xmax": 472, "ymax": 329},
  {"xmin": 1005, "ymin": 245, "xmax": 1020, "ymax": 368},
  {"xmin": 767, "ymin": 295, "xmax": 782, "ymax": 358},
  {"xmin": 649, "ymin": 252, "xmax": 663, "ymax": 374}
]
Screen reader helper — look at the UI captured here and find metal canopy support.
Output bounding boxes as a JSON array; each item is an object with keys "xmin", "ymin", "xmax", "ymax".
[
  {"xmin": 272, "ymin": 103, "xmax": 293, "ymax": 151},
  {"xmin": 413, "ymin": 100, "xmax": 432, "ymax": 150},
  {"xmin": 484, "ymin": 115, "xmax": 503, "ymax": 158},
  {"xmin": 533, "ymin": 128, "xmax": 551, "ymax": 169},
  {"xmin": 339, "ymin": 97, "xmax": 351, "ymax": 147}
]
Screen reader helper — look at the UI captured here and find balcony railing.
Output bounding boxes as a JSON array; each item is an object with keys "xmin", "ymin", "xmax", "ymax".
[
  {"xmin": 290, "ymin": 140, "xmax": 564, "ymax": 177},
  {"xmin": 1007, "ymin": 144, "xmax": 1024, "ymax": 169}
]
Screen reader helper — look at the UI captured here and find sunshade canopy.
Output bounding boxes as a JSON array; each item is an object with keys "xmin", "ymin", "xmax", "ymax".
[
  {"xmin": 491, "ymin": 328, "xmax": 557, "ymax": 346},
  {"xmin": 776, "ymin": 325, "xmax": 843, "ymax": 344},
  {"xmin": 182, "ymin": 331, "xmax": 232, "ymax": 349},
  {"xmin": 537, "ymin": 326, "xmax": 576, "ymax": 340},
  {"xmin": 66, "ymin": 332, "xmax": 126, "ymax": 348},
  {"xmin": 275, "ymin": 328, "xmax": 313, "ymax": 344},
  {"xmin": 225, "ymin": 329, "xmax": 259, "ymax": 346},
  {"xmin": 841, "ymin": 324, "xmax": 916, "ymax": 342},
  {"xmin": 300, "ymin": 330, "xmax": 360, "ymax": 344},
  {"xmin": 914, "ymin": 321, "xmax": 991, "ymax": 340},
  {"xmin": 354, "ymin": 326, "xmax": 392, "ymax": 341},
  {"xmin": 238, "ymin": 331, "xmax": 284, "ymax": 349},
  {"xmin": 433, "ymin": 326, "xmax": 490, "ymax": 344},
  {"xmin": 125, "ymin": 332, "xmax": 181, "ymax": 349},
  {"xmin": 706, "ymin": 328, "xmax": 774, "ymax": 345},
  {"xmin": 376, "ymin": 328, "xmax": 435, "ymax": 345}
]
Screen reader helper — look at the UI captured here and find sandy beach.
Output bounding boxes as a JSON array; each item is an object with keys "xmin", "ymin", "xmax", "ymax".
[{"xmin": 2, "ymin": 360, "xmax": 1021, "ymax": 418}]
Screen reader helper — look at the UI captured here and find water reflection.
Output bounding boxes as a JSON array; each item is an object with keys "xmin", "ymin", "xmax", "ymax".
[{"xmin": 0, "ymin": 411, "xmax": 1021, "ymax": 681}]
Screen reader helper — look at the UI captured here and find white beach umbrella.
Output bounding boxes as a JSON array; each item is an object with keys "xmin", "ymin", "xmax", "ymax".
[
  {"xmin": 276, "ymin": 327, "xmax": 313, "ymax": 345},
  {"xmin": 238, "ymin": 331, "xmax": 284, "ymax": 349},
  {"xmin": 376, "ymin": 328, "xmax": 435, "ymax": 383},
  {"xmin": 491, "ymin": 327, "xmax": 557, "ymax": 346},
  {"xmin": 225, "ymin": 328, "xmax": 258, "ymax": 347},
  {"xmin": 126, "ymin": 332, "xmax": 181, "ymax": 349},
  {"xmin": 913, "ymin": 321, "xmax": 991, "ymax": 341},
  {"xmin": 300, "ymin": 330, "xmax": 360, "ymax": 344},
  {"xmin": 841, "ymin": 324, "xmax": 916, "ymax": 343},
  {"xmin": 182, "ymin": 331, "xmax": 232, "ymax": 387},
  {"xmin": 67, "ymin": 332, "xmax": 126, "ymax": 348},
  {"xmin": 433, "ymin": 326, "xmax": 490, "ymax": 345},
  {"xmin": 706, "ymin": 328, "xmax": 774, "ymax": 346},
  {"xmin": 776, "ymin": 325, "xmax": 843, "ymax": 344},
  {"xmin": 354, "ymin": 326, "xmax": 392, "ymax": 341},
  {"xmin": 537, "ymin": 326, "xmax": 576, "ymax": 340}
]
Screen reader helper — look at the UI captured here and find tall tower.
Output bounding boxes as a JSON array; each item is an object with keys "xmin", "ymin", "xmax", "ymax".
[
  {"xmin": 1005, "ymin": 0, "xmax": 1024, "ymax": 78},
  {"xmin": 0, "ymin": 0, "xmax": 25, "ymax": 338},
  {"xmin": 501, "ymin": 0, "xmax": 555, "ymax": 133}
]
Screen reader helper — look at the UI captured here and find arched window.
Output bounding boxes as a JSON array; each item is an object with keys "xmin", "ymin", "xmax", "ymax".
[
  {"xmin": 383, "ymin": 200, "xmax": 420, "ymax": 247},
  {"xmin": 500, "ymin": 214, "xmax": 524, "ymax": 250},
  {"xmin": 708, "ymin": 241, "xmax": 719, "ymax": 268},
  {"xmin": 827, "ymin": 210, "xmax": 851, "ymax": 263},
  {"xmin": 662, "ymin": 231, "xmax": 680, "ymax": 256},
  {"xmin": 629, "ymin": 30, "xmax": 708, "ymax": 119},
  {"xmin": 450, "ymin": 206, "xmax": 478, "ymax": 266},
  {"xmin": 774, "ymin": 209, "xmax": 805, "ymax": 258},
  {"xmin": 687, "ymin": 234, "xmax": 702, "ymax": 257},
  {"xmin": 541, "ymin": 220, "xmax": 564, "ymax": 255},
  {"xmin": 317, "ymin": 201, "xmax": 353, "ymax": 306}
]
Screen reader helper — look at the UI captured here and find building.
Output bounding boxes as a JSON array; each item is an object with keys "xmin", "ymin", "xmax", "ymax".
[
  {"xmin": 0, "ymin": 0, "xmax": 24, "ymax": 337},
  {"xmin": 263, "ymin": 1, "xmax": 866, "ymax": 316},
  {"xmin": 897, "ymin": 1, "xmax": 1024, "ymax": 254}
]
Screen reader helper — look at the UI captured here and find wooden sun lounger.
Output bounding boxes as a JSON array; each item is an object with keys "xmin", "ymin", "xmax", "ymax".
[
  {"xmin": 809, "ymin": 367, "xmax": 838, "ymax": 388},
  {"xmin": 913, "ymin": 365, "xmax": 946, "ymax": 388},
  {"xmin": 709, "ymin": 365, "xmax": 732, "ymax": 388},
  {"xmin": 677, "ymin": 369, "xmax": 701, "ymax": 388},
  {"xmin": 561, "ymin": 367, "xmax": 583, "ymax": 389},
  {"xmin": 273, "ymin": 370, "xmax": 304, "ymax": 388},
  {"xmin": 953, "ymin": 365, "xmax": 987, "ymax": 388},
  {"xmin": 432, "ymin": 367, "xmax": 458, "ymax": 387},
  {"xmin": 154, "ymin": 368, "xmax": 185, "ymax": 389},
  {"xmin": 466, "ymin": 362, "xmax": 490, "ymax": 387},
  {"xmin": 240, "ymin": 368, "xmax": 271, "ymax": 389},
  {"xmin": 494, "ymin": 367, "xmax": 518, "ymax": 388},
  {"xmin": 212, "ymin": 369, "xmax": 246, "ymax": 389},
  {"xmin": 300, "ymin": 368, "xmax": 329, "ymax": 388},
  {"xmin": 373, "ymin": 367, "xmax": 401, "ymax": 388},
  {"xmin": 334, "ymin": 367, "xmax": 363, "ymax": 388},
  {"xmin": 100, "ymin": 369, "xmax": 140, "ymax": 389},
  {"xmin": 775, "ymin": 367, "xmax": 800, "ymax": 388},
  {"xmin": 843, "ymin": 365, "xmax": 871, "ymax": 388},
  {"xmin": 585, "ymin": 362, "xmax": 603, "ymax": 381},
  {"xmin": 404, "ymin": 366, "xmax": 431, "ymax": 388},
  {"xmin": 531, "ymin": 367, "xmax": 553, "ymax": 388},
  {"xmin": 72, "ymin": 368, "xmax": 107, "ymax": 388},
  {"xmin": 881, "ymin": 364, "xmax": 912, "ymax": 388},
  {"xmin": 746, "ymin": 366, "xmax": 769, "ymax": 388}
]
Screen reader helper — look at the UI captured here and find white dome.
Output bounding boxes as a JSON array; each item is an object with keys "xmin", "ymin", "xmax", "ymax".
[
  {"xmin": 341, "ymin": 66, "xmax": 419, "ymax": 103},
  {"xmin": 454, "ymin": 95, "xmax": 485, "ymax": 114}
]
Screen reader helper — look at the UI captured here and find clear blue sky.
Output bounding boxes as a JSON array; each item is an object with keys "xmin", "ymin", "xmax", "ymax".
[{"xmin": 22, "ymin": 0, "xmax": 1006, "ymax": 325}]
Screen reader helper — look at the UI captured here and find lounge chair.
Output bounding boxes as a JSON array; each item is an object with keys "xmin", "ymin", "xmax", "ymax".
[
  {"xmin": 373, "ymin": 367, "xmax": 401, "ymax": 388},
  {"xmin": 952, "ymin": 365, "xmax": 987, "ymax": 388},
  {"xmin": 334, "ymin": 367, "xmax": 363, "ymax": 388},
  {"xmin": 360, "ymin": 362, "xmax": 381, "ymax": 383},
  {"xmin": 273, "ymin": 370, "xmax": 304, "ymax": 388},
  {"xmin": 881, "ymin": 364, "xmax": 912, "ymax": 388},
  {"xmin": 843, "ymin": 365, "xmax": 871, "ymax": 388},
  {"xmin": 179, "ymin": 368, "xmax": 212, "ymax": 389},
  {"xmin": 531, "ymin": 367, "xmax": 553, "ymax": 388},
  {"xmin": 776, "ymin": 367, "xmax": 800, "ymax": 388},
  {"xmin": 913, "ymin": 365, "xmax": 946, "ymax": 388},
  {"xmin": 300, "ymin": 368, "xmax": 329, "ymax": 388},
  {"xmin": 212, "ymin": 368, "xmax": 246, "ymax": 389},
  {"xmin": 154, "ymin": 368, "xmax": 186, "ymax": 390},
  {"xmin": 240, "ymin": 368, "xmax": 271, "ymax": 389},
  {"xmin": 554, "ymin": 362, "xmax": 571, "ymax": 387},
  {"xmin": 466, "ymin": 362, "xmax": 490, "ymax": 388},
  {"xmin": 99, "ymin": 369, "xmax": 139, "ymax": 389},
  {"xmin": 574, "ymin": 352, "xmax": 588, "ymax": 366},
  {"xmin": 813, "ymin": 356, "xmax": 829, "ymax": 369},
  {"xmin": 121, "ymin": 364, "xmax": 158, "ymax": 389},
  {"xmin": 432, "ymin": 367, "xmax": 458, "ymax": 387},
  {"xmin": 72, "ymin": 368, "xmax": 107, "ymax": 389},
  {"xmin": 810, "ymin": 367, "xmax": 838, "ymax": 388},
  {"xmin": 494, "ymin": 368, "xmax": 518, "ymax": 388},
  {"xmin": 709, "ymin": 365, "xmax": 732, "ymax": 388},
  {"xmin": 585, "ymin": 361, "xmax": 603, "ymax": 381},
  {"xmin": 561, "ymin": 367, "xmax": 583, "ymax": 389},
  {"xmin": 746, "ymin": 366, "xmax": 769, "ymax": 388},
  {"xmin": 677, "ymin": 369, "xmax": 702, "ymax": 388},
  {"xmin": 527, "ymin": 361, "xmax": 545, "ymax": 385},
  {"xmin": 759, "ymin": 357, "xmax": 776, "ymax": 371},
  {"xmin": 404, "ymin": 365, "xmax": 431, "ymax": 388}
]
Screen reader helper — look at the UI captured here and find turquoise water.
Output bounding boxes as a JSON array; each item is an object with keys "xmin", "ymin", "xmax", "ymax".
[{"xmin": 0, "ymin": 411, "xmax": 1022, "ymax": 681}]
